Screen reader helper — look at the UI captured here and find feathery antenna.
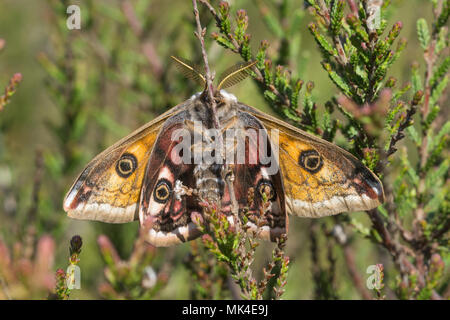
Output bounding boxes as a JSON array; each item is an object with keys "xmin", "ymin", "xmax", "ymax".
[
  {"xmin": 217, "ymin": 61, "xmax": 256, "ymax": 90},
  {"xmin": 171, "ymin": 56, "xmax": 256, "ymax": 91},
  {"xmin": 170, "ymin": 56, "xmax": 206, "ymax": 87}
]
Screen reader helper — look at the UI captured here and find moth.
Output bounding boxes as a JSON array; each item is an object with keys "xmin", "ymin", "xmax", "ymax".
[{"xmin": 63, "ymin": 57, "xmax": 384, "ymax": 246}]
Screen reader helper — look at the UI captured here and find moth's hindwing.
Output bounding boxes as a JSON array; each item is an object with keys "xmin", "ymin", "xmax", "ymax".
[
  {"xmin": 238, "ymin": 103, "xmax": 384, "ymax": 218},
  {"xmin": 139, "ymin": 114, "xmax": 202, "ymax": 246},
  {"xmin": 230, "ymin": 111, "xmax": 287, "ymax": 241}
]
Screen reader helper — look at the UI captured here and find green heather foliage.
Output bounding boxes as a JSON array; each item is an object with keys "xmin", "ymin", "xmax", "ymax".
[{"xmin": 0, "ymin": 0, "xmax": 448, "ymax": 300}]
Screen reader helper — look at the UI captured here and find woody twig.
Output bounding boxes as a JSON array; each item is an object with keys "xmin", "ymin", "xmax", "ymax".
[{"xmin": 192, "ymin": 0, "xmax": 239, "ymax": 215}]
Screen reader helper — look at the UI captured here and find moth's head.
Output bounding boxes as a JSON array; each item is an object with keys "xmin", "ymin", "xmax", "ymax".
[
  {"xmin": 193, "ymin": 89, "xmax": 238, "ymax": 106},
  {"xmin": 217, "ymin": 89, "xmax": 238, "ymax": 104}
]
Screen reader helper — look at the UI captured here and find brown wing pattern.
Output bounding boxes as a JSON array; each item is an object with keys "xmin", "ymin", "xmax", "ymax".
[
  {"xmin": 138, "ymin": 121, "xmax": 202, "ymax": 246},
  {"xmin": 230, "ymin": 111, "xmax": 287, "ymax": 240}
]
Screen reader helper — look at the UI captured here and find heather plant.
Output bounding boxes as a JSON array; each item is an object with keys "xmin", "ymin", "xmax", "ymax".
[
  {"xmin": 195, "ymin": 0, "xmax": 449, "ymax": 299},
  {"xmin": 0, "ymin": 73, "xmax": 22, "ymax": 113},
  {"xmin": 0, "ymin": 40, "xmax": 23, "ymax": 237},
  {"xmin": 0, "ymin": 0, "xmax": 448, "ymax": 300},
  {"xmin": 49, "ymin": 235, "xmax": 83, "ymax": 300},
  {"xmin": 0, "ymin": 228, "xmax": 55, "ymax": 299},
  {"xmin": 96, "ymin": 224, "xmax": 168, "ymax": 300},
  {"xmin": 184, "ymin": 239, "xmax": 231, "ymax": 299},
  {"xmin": 185, "ymin": 1, "xmax": 290, "ymax": 300},
  {"xmin": 191, "ymin": 201, "xmax": 289, "ymax": 299}
]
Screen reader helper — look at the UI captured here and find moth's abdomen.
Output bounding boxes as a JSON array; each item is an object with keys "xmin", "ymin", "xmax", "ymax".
[{"xmin": 193, "ymin": 163, "xmax": 225, "ymax": 204}]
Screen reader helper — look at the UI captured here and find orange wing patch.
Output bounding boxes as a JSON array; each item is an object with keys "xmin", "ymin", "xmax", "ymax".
[
  {"xmin": 87, "ymin": 133, "xmax": 159, "ymax": 208},
  {"xmin": 276, "ymin": 132, "xmax": 366, "ymax": 217},
  {"xmin": 64, "ymin": 129, "xmax": 161, "ymax": 223},
  {"xmin": 278, "ymin": 134, "xmax": 347, "ymax": 204}
]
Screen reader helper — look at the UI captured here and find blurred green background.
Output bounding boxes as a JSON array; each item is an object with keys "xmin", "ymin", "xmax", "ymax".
[{"xmin": 0, "ymin": 0, "xmax": 439, "ymax": 299}]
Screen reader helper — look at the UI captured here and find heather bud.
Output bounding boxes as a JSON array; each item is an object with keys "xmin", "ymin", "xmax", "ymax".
[{"xmin": 69, "ymin": 235, "xmax": 82, "ymax": 255}]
